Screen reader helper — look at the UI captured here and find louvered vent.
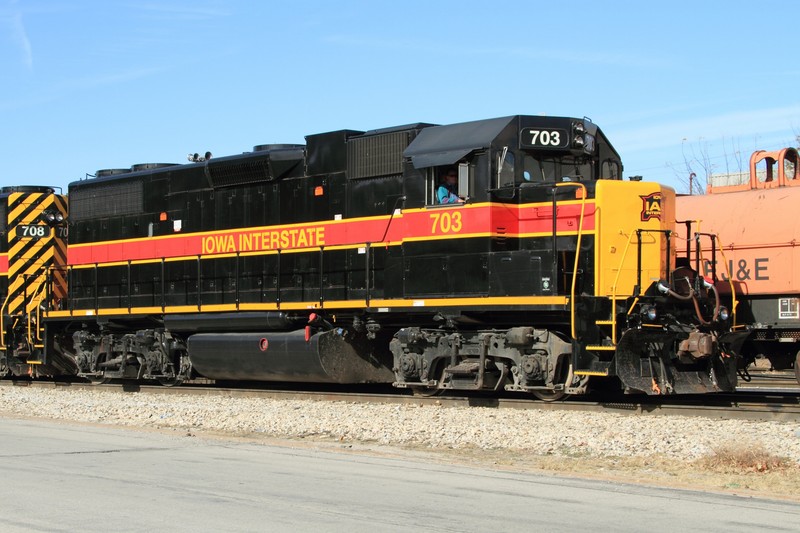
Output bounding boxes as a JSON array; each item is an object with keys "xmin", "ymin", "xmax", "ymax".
[
  {"xmin": 206, "ymin": 159, "xmax": 272, "ymax": 188},
  {"xmin": 347, "ymin": 131, "xmax": 409, "ymax": 179},
  {"xmin": 495, "ymin": 227, "xmax": 507, "ymax": 247},
  {"xmin": 70, "ymin": 180, "xmax": 143, "ymax": 221}
]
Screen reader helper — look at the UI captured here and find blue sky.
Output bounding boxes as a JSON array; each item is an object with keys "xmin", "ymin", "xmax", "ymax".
[{"xmin": 2, "ymin": 0, "xmax": 798, "ymax": 194}]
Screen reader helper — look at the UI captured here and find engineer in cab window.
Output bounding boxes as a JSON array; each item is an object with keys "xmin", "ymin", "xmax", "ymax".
[{"xmin": 437, "ymin": 169, "xmax": 463, "ymax": 204}]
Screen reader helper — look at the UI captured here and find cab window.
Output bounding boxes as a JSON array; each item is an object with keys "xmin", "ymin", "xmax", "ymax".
[
  {"xmin": 523, "ymin": 155, "xmax": 544, "ymax": 182},
  {"xmin": 428, "ymin": 163, "xmax": 470, "ymax": 205},
  {"xmin": 497, "ymin": 150, "xmax": 515, "ymax": 188},
  {"xmin": 601, "ymin": 160, "xmax": 621, "ymax": 180}
]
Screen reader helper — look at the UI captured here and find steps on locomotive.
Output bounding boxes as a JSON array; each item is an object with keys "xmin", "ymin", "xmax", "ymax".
[
  {"xmin": 586, "ymin": 299, "xmax": 625, "ymax": 351},
  {"xmin": 586, "ymin": 319, "xmax": 618, "ymax": 351}
]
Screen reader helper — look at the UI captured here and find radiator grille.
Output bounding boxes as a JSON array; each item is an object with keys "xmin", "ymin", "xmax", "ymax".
[
  {"xmin": 347, "ymin": 131, "xmax": 409, "ymax": 179},
  {"xmin": 207, "ymin": 159, "xmax": 272, "ymax": 188},
  {"xmin": 70, "ymin": 180, "xmax": 143, "ymax": 221}
]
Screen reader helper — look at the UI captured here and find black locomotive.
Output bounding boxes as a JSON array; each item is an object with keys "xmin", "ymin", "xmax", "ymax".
[{"xmin": 1, "ymin": 115, "xmax": 742, "ymax": 398}]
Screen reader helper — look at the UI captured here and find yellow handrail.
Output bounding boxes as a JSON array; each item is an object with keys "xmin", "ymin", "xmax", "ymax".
[
  {"xmin": 554, "ymin": 182, "xmax": 587, "ymax": 340},
  {"xmin": 608, "ymin": 229, "xmax": 639, "ymax": 346},
  {"xmin": 27, "ymin": 276, "xmax": 48, "ymax": 347}
]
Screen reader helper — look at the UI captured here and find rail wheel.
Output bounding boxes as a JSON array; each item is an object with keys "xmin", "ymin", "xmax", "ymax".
[
  {"xmin": 411, "ymin": 386, "xmax": 443, "ymax": 397},
  {"xmin": 410, "ymin": 365, "xmax": 445, "ymax": 397},
  {"xmin": 531, "ymin": 389, "xmax": 567, "ymax": 402},
  {"xmin": 157, "ymin": 376, "xmax": 184, "ymax": 387},
  {"xmin": 86, "ymin": 375, "xmax": 110, "ymax": 385}
]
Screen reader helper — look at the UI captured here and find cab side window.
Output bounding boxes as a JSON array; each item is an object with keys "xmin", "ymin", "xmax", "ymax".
[{"xmin": 428, "ymin": 164, "xmax": 470, "ymax": 205}]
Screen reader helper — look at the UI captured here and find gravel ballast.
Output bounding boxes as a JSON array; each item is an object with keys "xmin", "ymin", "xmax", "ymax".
[{"xmin": 2, "ymin": 386, "xmax": 799, "ymax": 464}]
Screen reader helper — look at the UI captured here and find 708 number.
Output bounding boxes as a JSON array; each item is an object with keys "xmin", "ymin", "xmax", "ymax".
[{"xmin": 16, "ymin": 225, "xmax": 51, "ymax": 239}]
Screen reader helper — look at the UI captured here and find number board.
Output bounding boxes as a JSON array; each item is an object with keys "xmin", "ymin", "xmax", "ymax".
[
  {"xmin": 520, "ymin": 128, "xmax": 569, "ymax": 149},
  {"xmin": 15, "ymin": 225, "xmax": 51, "ymax": 239}
]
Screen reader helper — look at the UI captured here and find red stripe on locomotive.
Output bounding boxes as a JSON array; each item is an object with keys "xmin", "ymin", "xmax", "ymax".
[{"xmin": 67, "ymin": 203, "xmax": 596, "ymax": 266}]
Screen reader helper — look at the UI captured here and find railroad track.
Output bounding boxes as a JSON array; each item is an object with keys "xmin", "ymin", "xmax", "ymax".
[
  {"xmin": 737, "ymin": 369, "xmax": 799, "ymax": 391},
  {"xmin": 3, "ymin": 377, "xmax": 798, "ymax": 422}
]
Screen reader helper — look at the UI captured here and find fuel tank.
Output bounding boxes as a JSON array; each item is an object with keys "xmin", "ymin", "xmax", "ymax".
[{"xmin": 187, "ymin": 329, "xmax": 394, "ymax": 383}]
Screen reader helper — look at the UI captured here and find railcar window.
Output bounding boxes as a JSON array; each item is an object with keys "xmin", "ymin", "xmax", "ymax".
[{"xmin": 785, "ymin": 152, "xmax": 797, "ymax": 180}]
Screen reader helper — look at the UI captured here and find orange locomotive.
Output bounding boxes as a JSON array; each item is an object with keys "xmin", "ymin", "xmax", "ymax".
[{"xmin": 675, "ymin": 147, "xmax": 800, "ymax": 384}]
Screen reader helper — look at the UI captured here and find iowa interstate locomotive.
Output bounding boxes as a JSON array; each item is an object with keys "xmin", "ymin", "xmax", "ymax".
[{"xmin": 1, "ymin": 115, "xmax": 742, "ymax": 399}]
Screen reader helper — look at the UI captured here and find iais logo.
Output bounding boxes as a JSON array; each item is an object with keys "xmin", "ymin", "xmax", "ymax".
[{"xmin": 639, "ymin": 192, "xmax": 662, "ymax": 221}]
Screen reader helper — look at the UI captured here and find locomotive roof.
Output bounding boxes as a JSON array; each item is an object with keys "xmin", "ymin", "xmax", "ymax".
[
  {"xmin": 1, "ymin": 185, "xmax": 57, "ymax": 197},
  {"xmin": 402, "ymin": 115, "xmax": 607, "ymax": 169},
  {"xmin": 404, "ymin": 115, "xmax": 516, "ymax": 169}
]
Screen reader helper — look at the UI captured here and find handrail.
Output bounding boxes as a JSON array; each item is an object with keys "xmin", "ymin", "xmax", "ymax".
[
  {"xmin": 28, "ymin": 277, "xmax": 49, "ymax": 347},
  {"xmin": 608, "ymin": 229, "xmax": 638, "ymax": 346},
  {"xmin": 1, "ymin": 272, "xmax": 49, "ymax": 351},
  {"xmin": 554, "ymin": 182, "xmax": 587, "ymax": 340},
  {"xmin": 0, "ymin": 290, "xmax": 12, "ymax": 349},
  {"xmin": 692, "ymin": 232, "xmax": 738, "ymax": 328},
  {"xmin": 713, "ymin": 242, "xmax": 738, "ymax": 327}
]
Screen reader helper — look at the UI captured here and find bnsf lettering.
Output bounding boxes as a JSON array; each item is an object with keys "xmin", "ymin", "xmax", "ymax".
[
  {"xmin": 201, "ymin": 227, "xmax": 325, "ymax": 255},
  {"xmin": 703, "ymin": 258, "xmax": 769, "ymax": 281}
]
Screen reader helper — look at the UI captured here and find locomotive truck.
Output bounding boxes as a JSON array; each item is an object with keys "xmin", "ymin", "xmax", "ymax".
[{"xmin": 1, "ymin": 115, "xmax": 742, "ymax": 399}]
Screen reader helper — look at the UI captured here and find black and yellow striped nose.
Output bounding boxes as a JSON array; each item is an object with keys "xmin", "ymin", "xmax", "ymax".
[{"xmin": 6, "ymin": 192, "xmax": 68, "ymax": 315}]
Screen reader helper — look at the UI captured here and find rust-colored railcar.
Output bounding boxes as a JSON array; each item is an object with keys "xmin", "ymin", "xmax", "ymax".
[{"xmin": 676, "ymin": 148, "xmax": 800, "ymax": 383}]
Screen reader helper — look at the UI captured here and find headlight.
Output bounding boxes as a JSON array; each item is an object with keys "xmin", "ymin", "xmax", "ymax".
[
  {"xmin": 718, "ymin": 306, "xmax": 729, "ymax": 321},
  {"xmin": 642, "ymin": 305, "xmax": 657, "ymax": 321}
]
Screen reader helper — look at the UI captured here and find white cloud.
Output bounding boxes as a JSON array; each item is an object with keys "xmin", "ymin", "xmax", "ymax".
[{"xmin": 5, "ymin": 5, "xmax": 33, "ymax": 70}]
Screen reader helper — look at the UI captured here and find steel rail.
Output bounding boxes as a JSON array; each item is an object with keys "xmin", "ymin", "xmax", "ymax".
[{"xmin": 2, "ymin": 380, "xmax": 798, "ymax": 422}]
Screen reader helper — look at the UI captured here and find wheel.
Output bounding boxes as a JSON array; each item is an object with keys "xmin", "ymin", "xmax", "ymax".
[
  {"xmin": 86, "ymin": 375, "xmax": 110, "ymax": 385},
  {"xmin": 157, "ymin": 377, "xmax": 184, "ymax": 387},
  {"xmin": 531, "ymin": 389, "xmax": 567, "ymax": 402},
  {"xmin": 411, "ymin": 386, "xmax": 443, "ymax": 397}
]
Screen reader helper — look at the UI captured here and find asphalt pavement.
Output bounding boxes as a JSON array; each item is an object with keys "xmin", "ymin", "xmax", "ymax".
[{"xmin": 0, "ymin": 417, "xmax": 797, "ymax": 532}]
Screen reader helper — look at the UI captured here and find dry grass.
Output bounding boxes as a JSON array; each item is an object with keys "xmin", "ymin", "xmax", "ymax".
[
  {"xmin": 334, "ymin": 441, "xmax": 800, "ymax": 501},
  {"xmin": 695, "ymin": 443, "xmax": 790, "ymax": 474}
]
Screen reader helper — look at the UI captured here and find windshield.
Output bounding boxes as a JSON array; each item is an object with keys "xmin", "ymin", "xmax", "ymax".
[{"xmin": 521, "ymin": 154, "xmax": 596, "ymax": 183}]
